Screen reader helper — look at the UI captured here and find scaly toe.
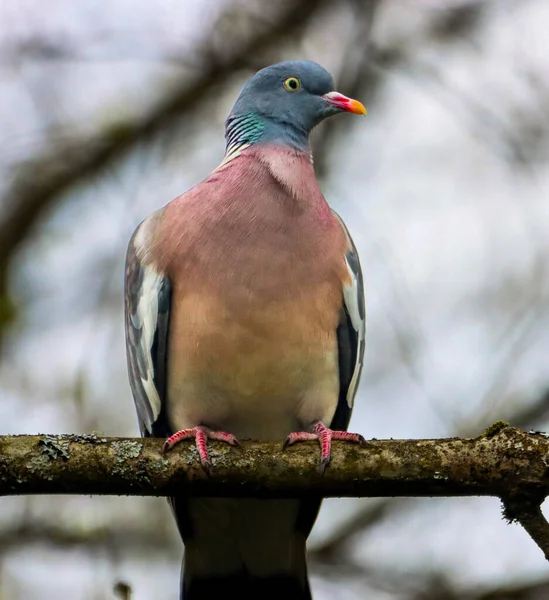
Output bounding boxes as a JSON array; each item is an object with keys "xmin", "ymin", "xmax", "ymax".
[
  {"xmin": 162, "ymin": 428, "xmax": 196, "ymax": 453},
  {"xmin": 162, "ymin": 426, "xmax": 239, "ymax": 471},
  {"xmin": 208, "ymin": 431, "xmax": 240, "ymax": 446},
  {"xmin": 282, "ymin": 431, "xmax": 318, "ymax": 450},
  {"xmin": 330, "ymin": 431, "xmax": 365, "ymax": 444}
]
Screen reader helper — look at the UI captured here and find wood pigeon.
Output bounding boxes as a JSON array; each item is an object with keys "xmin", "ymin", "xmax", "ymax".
[{"xmin": 124, "ymin": 59, "xmax": 366, "ymax": 600}]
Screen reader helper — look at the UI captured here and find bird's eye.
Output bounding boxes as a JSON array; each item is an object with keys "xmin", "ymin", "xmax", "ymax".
[{"xmin": 283, "ymin": 77, "xmax": 301, "ymax": 92}]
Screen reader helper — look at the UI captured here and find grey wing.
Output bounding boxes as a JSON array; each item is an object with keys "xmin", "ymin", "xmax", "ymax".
[
  {"xmin": 124, "ymin": 228, "xmax": 172, "ymax": 437},
  {"xmin": 330, "ymin": 210, "xmax": 366, "ymax": 431}
]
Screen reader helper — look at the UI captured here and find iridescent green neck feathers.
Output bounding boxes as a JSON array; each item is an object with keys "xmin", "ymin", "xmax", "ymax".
[
  {"xmin": 224, "ymin": 111, "xmax": 310, "ymax": 158},
  {"xmin": 224, "ymin": 113, "xmax": 266, "ymax": 156}
]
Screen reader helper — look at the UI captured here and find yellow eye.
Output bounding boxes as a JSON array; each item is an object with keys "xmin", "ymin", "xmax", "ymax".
[{"xmin": 283, "ymin": 77, "xmax": 301, "ymax": 92}]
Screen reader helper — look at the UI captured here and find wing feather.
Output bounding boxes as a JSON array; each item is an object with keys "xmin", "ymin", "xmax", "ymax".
[
  {"xmin": 124, "ymin": 224, "xmax": 171, "ymax": 436},
  {"xmin": 330, "ymin": 210, "xmax": 366, "ymax": 430}
]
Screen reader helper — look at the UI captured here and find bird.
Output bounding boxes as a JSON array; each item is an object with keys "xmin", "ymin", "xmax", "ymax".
[{"xmin": 124, "ymin": 59, "xmax": 366, "ymax": 600}]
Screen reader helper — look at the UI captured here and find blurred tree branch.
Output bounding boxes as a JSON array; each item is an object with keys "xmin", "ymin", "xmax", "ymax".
[
  {"xmin": 0, "ymin": 0, "xmax": 495, "ymax": 303},
  {"xmin": 409, "ymin": 573, "xmax": 549, "ymax": 600},
  {"xmin": 113, "ymin": 582, "xmax": 132, "ymax": 600},
  {"xmin": 468, "ymin": 579, "xmax": 549, "ymax": 600},
  {"xmin": 310, "ymin": 497, "xmax": 401, "ymax": 562},
  {"xmin": 311, "ymin": 0, "xmax": 380, "ymax": 179},
  {"xmin": 0, "ymin": 0, "xmax": 327, "ymax": 318},
  {"xmin": 506, "ymin": 388, "xmax": 549, "ymax": 430},
  {"xmin": 0, "ymin": 518, "xmax": 176, "ymax": 556}
]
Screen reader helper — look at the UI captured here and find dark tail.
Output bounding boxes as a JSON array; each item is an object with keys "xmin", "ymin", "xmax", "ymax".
[
  {"xmin": 170, "ymin": 496, "xmax": 322, "ymax": 600},
  {"xmin": 183, "ymin": 574, "xmax": 312, "ymax": 600}
]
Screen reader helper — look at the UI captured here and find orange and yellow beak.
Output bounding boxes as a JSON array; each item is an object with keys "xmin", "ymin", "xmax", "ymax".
[{"xmin": 321, "ymin": 91, "xmax": 367, "ymax": 115}]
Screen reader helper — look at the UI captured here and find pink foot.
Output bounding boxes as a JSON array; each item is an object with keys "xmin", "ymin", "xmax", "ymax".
[
  {"xmin": 163, "ymin": 426, "xmax": 239, "ymax": 471},
  {"xmin": 283, "ymin": 421, "xmax": 364, "ymax": 473}
]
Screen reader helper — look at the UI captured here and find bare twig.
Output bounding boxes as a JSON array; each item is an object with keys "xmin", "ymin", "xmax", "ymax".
[{"xmin": 503, "ymin": 493, "xmax": 549, "ymax": 562}]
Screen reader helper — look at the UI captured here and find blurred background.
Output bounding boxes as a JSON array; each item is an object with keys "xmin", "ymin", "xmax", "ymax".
[{"xmin": 0, "ymin": 0, "xmax": 548, "ymax": 598}]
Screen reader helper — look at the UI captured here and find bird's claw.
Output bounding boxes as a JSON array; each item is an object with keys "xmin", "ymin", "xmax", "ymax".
[
  {"xmin": 283, "ymin": 421, "xmax": 364, "ymax": 472},
  {"xmin": 163, "ymin": 426, "xmax": 239, "ymax": 471}
]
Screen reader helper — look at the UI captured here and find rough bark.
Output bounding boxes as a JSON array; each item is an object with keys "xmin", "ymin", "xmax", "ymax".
[
  {"xmin": 3, "ymin": 423, "xmax": 549, "ymax": 561},
  {"xmin": 1, "ymin": 423, "xmax": 548, "ymax": 500}
]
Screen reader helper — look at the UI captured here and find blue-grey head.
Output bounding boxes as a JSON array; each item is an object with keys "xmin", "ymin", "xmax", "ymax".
[{"xmin": 225, "ymin": 60, "xmax": 366, "ymax": 153}]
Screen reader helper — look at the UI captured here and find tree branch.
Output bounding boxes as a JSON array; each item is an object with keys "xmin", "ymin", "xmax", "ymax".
[
  {"xmin": 503, "ymin": 493, "xmax": 549, "ymax": 562},
  {"xmin": 1, "ymin": 425, "xmax": 548, "ymax": 501}
]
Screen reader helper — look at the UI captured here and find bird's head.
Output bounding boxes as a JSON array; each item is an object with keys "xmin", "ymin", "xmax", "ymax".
[{"xmin": 225, "ymin": 60, "xmax": 366, "ymax": 153}]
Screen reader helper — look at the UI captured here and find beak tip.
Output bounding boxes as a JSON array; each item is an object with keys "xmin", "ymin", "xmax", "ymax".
[{"xmin": 349, "ymin": 99, "xmax": 367, "ymax": 116}]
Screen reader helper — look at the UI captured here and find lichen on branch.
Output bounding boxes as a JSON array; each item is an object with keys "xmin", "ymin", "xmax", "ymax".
[{"xmin": 1, "ymin": 425, "xmax": 548, "ymax": 500}]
